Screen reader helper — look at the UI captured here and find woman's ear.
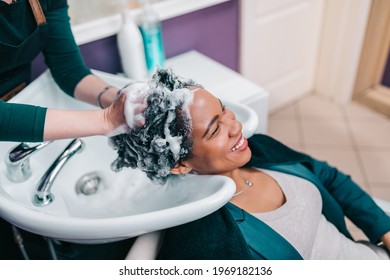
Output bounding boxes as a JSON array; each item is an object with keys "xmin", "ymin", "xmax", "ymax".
[{"xmin": 171, "ymin": 162, "xmax": 192, "ymax": 175}]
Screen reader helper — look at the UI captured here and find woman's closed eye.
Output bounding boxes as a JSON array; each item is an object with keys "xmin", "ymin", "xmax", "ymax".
[
  {"xmin": 209, "ymin": 104, "xmax": 226, "ymax": 138},
  {"xmin": 211, "ymin": 103, "xmax": 227, "ymax": 138},
  {"xmin": 210, "ymin": 124, "xmax": 220, "ymax": 138},
  {"xmin": 203, "ymin": 100, "xmax": 226, "ymax": 139}
]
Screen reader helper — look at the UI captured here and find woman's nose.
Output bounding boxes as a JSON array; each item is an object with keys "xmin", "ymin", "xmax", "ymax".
[
  {"xmin": 227, "ymin": 118, "xmax": 242, "ymax": 137},
  {"xmin": 226, "ymin": 109, "xmax": 236, "ymax": 120}
]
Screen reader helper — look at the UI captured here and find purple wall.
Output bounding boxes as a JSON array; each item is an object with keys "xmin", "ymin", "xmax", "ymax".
[
  {"xmin": 162, "ymin": 0, "xmax": 239, "ymax": 70},
  {"xmin": 32, "ymin": 0, "xmax": 239, "ymax": 80},
  {"xmin": 382, "ymin": 48, "xmax": 390, "ymax": 87}
]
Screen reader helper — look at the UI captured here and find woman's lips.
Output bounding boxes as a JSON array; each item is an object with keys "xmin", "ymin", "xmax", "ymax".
[{"xmin": 230, "ymin": 135, "xmax": 248, "ymax": 153}]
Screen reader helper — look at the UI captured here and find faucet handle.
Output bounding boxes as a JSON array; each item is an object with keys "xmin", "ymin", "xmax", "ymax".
[
  {"xmin": 7, "ymin": 142, "xmax": 52, "ymax": 163},
  {"xmin": 5, "ymin": 141, "xmax": 52, "ymax": 183}
]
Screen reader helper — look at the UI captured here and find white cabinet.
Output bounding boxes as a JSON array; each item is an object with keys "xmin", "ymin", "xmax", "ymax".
[
  {"xmin": 166, "ymin": 51, "xmax": 269, "ymax": 133},
  {"xmin": 240, "ymin": 0, "xmax": 324, "ymax": 112}
]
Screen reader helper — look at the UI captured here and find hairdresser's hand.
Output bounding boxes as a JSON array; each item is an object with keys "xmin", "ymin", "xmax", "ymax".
[
  {"xmin": 103, "ymin": 87, "xmax": 147, "ymax": 137},
  {"xmin": 381, "ymin": 231, "xmax": 390, "ymax": 251},
  {"xmin": 120, "ymin": 82, "xmax": 148, "ymax": 128},
  {"xmin": 103, "ymin": 92, "xmax": 129, "ymax": 137}
]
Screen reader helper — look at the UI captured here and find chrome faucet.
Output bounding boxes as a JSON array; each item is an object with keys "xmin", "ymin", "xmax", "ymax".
[
  {"xmin": 5, "ymin": 141, "xmax": 52, "ymax": 183},
  {"xmin": 33, "ymin": 138, "xmax": 84, "ymax": 206}
]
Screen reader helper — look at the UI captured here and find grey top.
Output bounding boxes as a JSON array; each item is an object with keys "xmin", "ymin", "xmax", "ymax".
[{"xmin": 252, "ymin": 169, "xmax": 389, "ymax": 260}]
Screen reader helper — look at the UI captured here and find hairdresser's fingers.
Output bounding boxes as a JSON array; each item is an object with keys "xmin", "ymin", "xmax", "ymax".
[
  {"xmin": 134, "ymin": 104, "xmax": 148, "ymax": 115},
  {"xmin": 132, "ymin": 94, "xmax": 146, "ymax": 104},
  {"xmin": 121, "ymin": 82, "xmax": 148, "ymax": 100},
  {"xmin": 134, "ymin": 115, "xmax": 146, "ymax": 127}
]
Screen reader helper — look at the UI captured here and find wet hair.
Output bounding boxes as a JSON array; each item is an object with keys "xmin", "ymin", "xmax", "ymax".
[{"xmin": 110, "ymin": 69, "xmax": 202, "ymax": 184}]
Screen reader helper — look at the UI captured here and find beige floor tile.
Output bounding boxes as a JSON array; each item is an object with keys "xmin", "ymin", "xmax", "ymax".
[
  {"xmin": 269, "ymin": 103, "xmax": 297, "ymax": 120},
  {"xmin": 267, "ymin": 119, "xmax": 301, "ymax": 145},
  {"xmin": 297, "ymin": 95, "xmax": 344, "ymax": 120},
  {"xmin": 275, "ymin": 95, "xmax": 390, "ymax": 244},
  {"xmin": 370, "ymin": 183, "xmax": 390, "ymax": 201},
  {"xmin": 349, "ymin": 122, "xmax": 390, "ymax": 149},
  {"xmin": 358, "ymin": 150, "xmax": 390, "ymax": 183},
  {"xmin": 301, "ymin": 120, "xmax": 353, "ymax": 147},
  {"xmin": 343, "ymin": 102, "xmax": 390, "ymax": 123},
  {"xmin": 302, "ymin": 147, "xmax": 365, "ymax": 182}
]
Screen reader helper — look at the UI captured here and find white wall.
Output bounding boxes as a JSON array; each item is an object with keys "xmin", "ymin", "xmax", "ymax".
[
  {"xmin": 240, "ymin": 0, "xmax": 325, "ymax": 112},
  {"xmin": 240, "ymin": 0, "xmax": 373, "ymax": 109}
]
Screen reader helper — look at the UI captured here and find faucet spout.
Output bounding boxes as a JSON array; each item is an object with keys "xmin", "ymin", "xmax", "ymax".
[
  {"xmin": 6, "ymin": 141, "xmax": 52, "ymax": 183},
  {"xmin": 33, "ymin": 139, "xmax": 84, "ymax": 206}
]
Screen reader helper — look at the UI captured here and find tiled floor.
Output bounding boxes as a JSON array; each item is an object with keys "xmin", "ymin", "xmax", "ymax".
[{"xmin": 268, "ymin": 93, "xmax": 390, "ymax": 240}]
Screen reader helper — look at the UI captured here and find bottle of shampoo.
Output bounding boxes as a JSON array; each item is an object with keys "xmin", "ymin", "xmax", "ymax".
[
  {"xmin": 139, "ymin": 0, "xmax": 166, "ymax": 73},
  {"xmin": 117, "ymin": 10, "xmax": 148, "ymax": 80}
]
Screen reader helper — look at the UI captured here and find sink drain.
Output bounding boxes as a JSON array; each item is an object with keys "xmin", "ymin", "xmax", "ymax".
[{"xmin": 75, "ymin": 172, "xmax": 101, "ymax": 195}]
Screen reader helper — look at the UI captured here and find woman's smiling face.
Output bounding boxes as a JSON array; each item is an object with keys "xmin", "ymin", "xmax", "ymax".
[{"xmin": 183, "ymin": 88, "xmax": 252, "ymax": 175}]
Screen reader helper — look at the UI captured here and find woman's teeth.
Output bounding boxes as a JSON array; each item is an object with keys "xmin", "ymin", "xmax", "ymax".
[{"xmin": 230, "ymin": 137, "xmax": 244, "ymax": 152}]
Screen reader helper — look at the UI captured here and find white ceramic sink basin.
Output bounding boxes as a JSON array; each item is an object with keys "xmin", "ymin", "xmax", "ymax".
[{"xmin": 0, "ymin": 70, "xmax": 258, "ymax": 243}]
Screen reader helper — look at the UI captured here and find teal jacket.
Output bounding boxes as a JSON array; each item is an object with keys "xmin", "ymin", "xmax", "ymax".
[{"xmin": 157, "ymin": 134, "xmax": 390, "ymax": 259}]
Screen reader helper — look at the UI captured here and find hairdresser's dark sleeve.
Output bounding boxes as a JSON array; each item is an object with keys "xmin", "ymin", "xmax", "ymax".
[
  {"xmin": 42, "ymin": 0, "xmax": 91, "ymax": 96},
  {"xmin": 0, "ymin": 100, "xmax": 47, "ymax": 142},
  {"xmin": 309, "ymin": 157, "xmax": 390, "ymax": 243}
]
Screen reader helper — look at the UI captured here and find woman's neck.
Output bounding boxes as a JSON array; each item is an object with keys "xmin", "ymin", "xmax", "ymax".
[
  {"xmin": 2, "ymin": 0, "xmax": 15, "ymax": 4},
  {"xmin": 225, "ymin": 168, "xmax": 250, "ymax": 195}
]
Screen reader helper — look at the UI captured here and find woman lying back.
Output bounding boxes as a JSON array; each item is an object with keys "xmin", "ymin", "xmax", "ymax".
[{"xmin": 110, "ymin": 69, "xmax": 390, "ymax": 260}]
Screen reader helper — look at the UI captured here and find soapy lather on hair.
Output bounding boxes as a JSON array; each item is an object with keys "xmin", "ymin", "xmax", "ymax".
[{"xmin": 110, "ymin": 68, "xmax": 202, "ymax": 184}]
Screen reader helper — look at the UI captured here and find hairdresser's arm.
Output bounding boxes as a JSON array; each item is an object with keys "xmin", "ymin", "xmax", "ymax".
[
  {"xmin": 43, "ymin": 3, "xmax": 119, "ymax": 108},
  {"xmin": 74, "ymin": 74, "xmax": 119, "ymax": 109},
  {"xmin": 43, "ymin": 93, "xmax": 126, "ymax": 140}
]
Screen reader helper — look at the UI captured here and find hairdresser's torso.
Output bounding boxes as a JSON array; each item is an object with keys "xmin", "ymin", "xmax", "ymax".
[{"xmin": 0, "ymin": 0, "xmax": 89, "ymax": 98}]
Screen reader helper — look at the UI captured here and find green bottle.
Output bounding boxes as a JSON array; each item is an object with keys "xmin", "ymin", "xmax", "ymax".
[{"xmin": 139, "ymin": 0, "xmax": 166, "ymax": 73}]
